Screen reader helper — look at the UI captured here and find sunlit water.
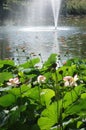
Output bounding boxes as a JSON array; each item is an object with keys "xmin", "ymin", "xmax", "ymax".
[
  {"xmin": 0, "ymin": 0, "xmax": 86, "ymax": 65},
  {"xmin": 0, "ymin": 23, "xmax": 86, "ymax": 64}
]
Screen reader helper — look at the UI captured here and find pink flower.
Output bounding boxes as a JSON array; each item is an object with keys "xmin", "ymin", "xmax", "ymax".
[
  {"xmin": 63, "ymin": 75, "xmax": 78, "ymax": 87},
  {"xmin": 37, "ymin": 75, "xmax": 46, "ymax": 84},
  {"xmin": 7, "ymin": 77, "xmax": 20, "ymax": 86}
]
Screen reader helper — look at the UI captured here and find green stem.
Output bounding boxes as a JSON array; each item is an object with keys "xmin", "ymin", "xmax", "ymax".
[
  {"xmin": 60, "ymin": 90, "xmax": 64, "ymax": 130},
  {"xmin": 54, "ymin": 71, "xmax": 62, "ymax": 130},
  {"xmin": 20, "ymin": 86, "xmax": 22, "ymax": 104},
  {"xmin": 38, "ymin": 85, "xmax": 41, "ymax": 104}
]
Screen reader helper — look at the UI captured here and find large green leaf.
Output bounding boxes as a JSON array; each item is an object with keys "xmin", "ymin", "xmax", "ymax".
[
  {"xmin": 0, "ymin": 94, "xmax": 16, "ymax": 107},
  {"xmin": 63, "ymin": 85, "xmax": 82, "ymax": 109},
  {"xmin": 22, "ymin": 86, "xmax": 40, "ymax": 101},
  {"xmin": 40, "ymin": 89, "xmax": 55, "ymax": 107},
  {"xmin": 43, "ymin": 54, "xmax": 57, "ymax": 68},
  {"xmin": 20, "ymin": 58, "xmax": 40, "ymax": 68},
  {"xmin": 0, "ymin": 60, "xmax": 14, "ymax": 66},
  {"xmin": 38, "ymin": 102, "xmax": 58, "ymax": 130},
  {"xmin": 64, "ymin": 86, "xmax": 86, "ymax": 116},
  {"xmin": 65, "ymin": 99, "xmax": 86, "ymax": 116},
  {"xmin": 0, "ymin": 72, "xmax": 12, "ymax": 83},
  {"xmin": 9, "ymin": 84, "xmax": 30, "ymax": 98}
]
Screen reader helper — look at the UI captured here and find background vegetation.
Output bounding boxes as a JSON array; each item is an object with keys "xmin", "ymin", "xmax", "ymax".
[
  {"xmin": 0, "ymin": 0, "xmax": 86, "ymax": 24},
  {"xmin": 61, "ymin": 0, "xmax": 86, "ymax": 16},
  {"xmin": 66, "ymin": 0, "xmax": 86, "ymax": 15},
  {"xmin": 0, "ymin": 0, "xmax": 29, "ymax": 25}
]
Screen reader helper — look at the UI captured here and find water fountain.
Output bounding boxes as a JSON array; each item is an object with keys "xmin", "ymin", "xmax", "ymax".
[
  {"xmin": 51, "ymin": 0, "xmax": 62, "ymax": 29},
  {"xmin": 18, "ymin": 0, "xmax": 62, "ymax": 63},
  {"xmin": 24, "ymin": 0, "xmax": 62, "ymax": 30},
  {"xmin": 0, "ymin": 0, "xmax": 62, "ymax": 62}
]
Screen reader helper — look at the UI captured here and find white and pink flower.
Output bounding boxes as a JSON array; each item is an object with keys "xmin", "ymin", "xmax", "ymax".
[
  {"xmin": 37, "ymin": 75, "xmax": 46, "ymax": 84},
  {"xmin": 7, "ymin": 77, "xmax": 20, "ymax": 86},
  {"xmin": 63, "ymin": 74, "xmax": 78, "ymax": 87}
]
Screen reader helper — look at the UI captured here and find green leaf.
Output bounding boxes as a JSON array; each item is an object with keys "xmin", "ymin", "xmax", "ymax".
[
  {"xmin": 9, "ymin": 109, "xmax": 20, "ymax": 125},
  {"xmin": 77, "ymin": 121, "xmax": 83, "ymax": 128},
  {"xmin": 9, "ymin": 105, "xmax": 27, "ymax": 125},
  {"xmin": 40, "ymin": 89, "xmax": 55, "ymax": 107},
  {"xmin": 0, "ymin": 72, "xmax": 12, "ymax": 83},
  {"xmin": 38, "ymin": 102, "xmax": 58, "ymax": 130},
  {"xmin": 63, "ymin": 85, "xmax": 82, "ymax": 109},
  {"xmin": 23, "ymin": 68, "xmax": 39, "ymax": 75},
  {"xmin": 82, "ymin": 76, "xmax": 86, "ymax": 82},
  {"xmin": 0, "ymin": 60, "xmax": 14, "ymax": 66},
  {"xmin": 22, "ymin": 86, "xmax": 40, "ymax": 100},
  {"xmin": 9, "ymin": 85, "xmax": 30, "ymax": 98},
  {"xmin": 0, "ymin": 94, "xmax": 16, "ymax": 107},
  {"xmin": 65, "ymin": 85, "xmax": 86, "ymax": 116},
  {"xmin": 0, "ymin": 64, "xmax": 4, "ymax": 68},
  {"xmin": 9, "ymin": 88, "xmax": 21, "ymax": 98},
  {"xmin": 57, "ymin": 65, "xmax": 76, "ymax": 82},
  {"xmin": 20, "ymin": 58, "xmax": 40, "ymax": 68},
  {"xmin": 43, "ymin": 54, "xmax": 57, "ymax": 68},
  {"xmin": 65, "ymin": 99, "xmax": 86, "ymax": 116},
  {"xmin": 50, "ymin": 126, "xmax": 60, "ymax": 130},
  {"xmin": 81, "ymin": 93, "xmax": 86, "ymax": 99}
]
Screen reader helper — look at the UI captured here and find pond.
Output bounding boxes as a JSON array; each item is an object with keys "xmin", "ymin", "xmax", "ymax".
[{"xmin": 0, "ymin": 16, "xmax": 86, "ymax": 64}]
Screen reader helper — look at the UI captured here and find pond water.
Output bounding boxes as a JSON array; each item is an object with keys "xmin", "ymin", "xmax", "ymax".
[{"xmin": 0, "ymin": 17, "xmax": 86, "ymax": 64}]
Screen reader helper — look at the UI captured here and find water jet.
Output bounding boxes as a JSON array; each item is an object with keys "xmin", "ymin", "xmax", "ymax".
[
  {"xmin": 51, "ymin": 0, "xmax": 62, "ymax": 29},
  {"xmin": 25, "ymin": 0, "xmax": 62, "ymax": 29}
]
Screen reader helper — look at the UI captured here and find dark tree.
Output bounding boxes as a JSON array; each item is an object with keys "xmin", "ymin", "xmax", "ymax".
[{"xmin": 0, "ymin": 0, "xmax": 7, "ymax": 24}]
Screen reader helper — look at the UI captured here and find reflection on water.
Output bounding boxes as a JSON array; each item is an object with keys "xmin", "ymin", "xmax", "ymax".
[
  {"xmin": 0, "ymin": 24, "xmax": 86, "ymax": 64},
  {"xmin": 0, "ymin": 38, "xmax": 12, "ymax": 59},
  {"xmin": 64, "ymin": 33, "xmax": 86, "ymax": 58}
]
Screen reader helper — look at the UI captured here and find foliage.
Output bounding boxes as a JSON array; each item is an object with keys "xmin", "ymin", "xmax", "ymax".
[
  {"xmin": 66, "ymin": 0, "xmax": 86, "ymax": 15},
  {"xmin": 0, "ymin": 54, "xmax": 86, "ymax": 130}
]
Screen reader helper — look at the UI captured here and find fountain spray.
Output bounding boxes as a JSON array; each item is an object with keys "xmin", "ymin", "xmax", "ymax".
[{"xmin": 51, "ymin": 0, "xmax": 62, "ymax": 29}]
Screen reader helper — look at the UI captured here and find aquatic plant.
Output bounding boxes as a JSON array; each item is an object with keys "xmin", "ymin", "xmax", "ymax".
[{"xmin": 0, "ymin": 54, "xmax": 86, "ymax": 130}]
